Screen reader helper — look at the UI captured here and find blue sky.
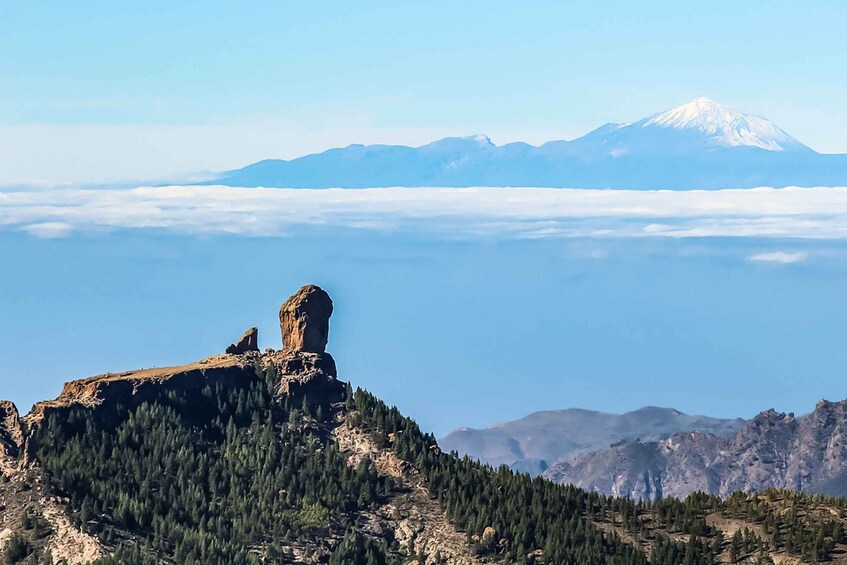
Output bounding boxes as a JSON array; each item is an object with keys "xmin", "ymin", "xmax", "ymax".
[
  {"xmin": 3, "ymin": 3, "xmax": 847, "ymax": 435},
  {"xmin": 1, "ymin": 2, "xmax": 846, "ymax": 183}
]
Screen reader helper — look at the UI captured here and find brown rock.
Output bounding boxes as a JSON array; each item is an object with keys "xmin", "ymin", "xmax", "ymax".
[
  {"xmin": 279, "ymin": 285, "xmax": 333, "ymax": 353},
  {"xmin": 24, "ymin": 355, "xmax": 257, "ymax": 435},
  {"xmin": 265, "ymin": 349, "xmax": 344, "ymax": 407},
  {"xmin": 226, "ymin": 327, "xmax": 259, "ymax": 355}
]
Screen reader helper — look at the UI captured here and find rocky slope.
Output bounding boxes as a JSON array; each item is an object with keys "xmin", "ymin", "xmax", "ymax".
[
  {"xmin": 0, "ymin": 401, "xmax": 106, "ymax": 564},
  {"xmin": 440, "ymin": 406, "xmax": 745, "ymax": 475},
  {"xmin": 545, "ymin": 400, "xmax": 847, "ymax": 501}
]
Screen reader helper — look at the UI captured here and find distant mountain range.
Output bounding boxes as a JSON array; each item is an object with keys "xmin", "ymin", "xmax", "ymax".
[
  {"xmin": 439, "ymin": 405, "xmax": 746, "ymax": 475},
  {"xmin": 206, "ymin": 98, "xmax": 847, "ymax": 189},
  {"xmin": 543, "ymin": 400, "xmax": 847, "ymax": 501},
  {"xmin": 445, "ymin": 398, "xmax": 847, "ymax": 502}
]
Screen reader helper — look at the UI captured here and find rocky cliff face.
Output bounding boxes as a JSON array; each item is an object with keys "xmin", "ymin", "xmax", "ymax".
[
  {"xmin": 0, "ymin": 401, "xmax": 22, "ymax": 458},
  {"xmin": 279, "ymin": 284, "xmax": 333, "ymax": 353},
  {"xmin": 545, "ymin": 400, "xmax": 847, "ymax": 500},
  {"xmin": 22, "ymin": 286, "xmax": 344, "ymax": 438}
]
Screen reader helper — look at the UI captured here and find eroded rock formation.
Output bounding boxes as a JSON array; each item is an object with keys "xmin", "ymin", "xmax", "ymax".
[
  {"xmin": 20, "ymin": 285, "xmax": 344, "ymax": 444},
  {"xmin": 23, "ymin": 355, "xmax": 259, "ymax": 452},
  {"xmin": 279, "ymin": 284, "xmax": 333, "ymax": 353},
  {"xmin": 226, "ymin": 327, "xmax": 259, "ymax": 354},
  {"xmin": 272, "ymin": 285, "xmax": 344, "ymax": 406}
]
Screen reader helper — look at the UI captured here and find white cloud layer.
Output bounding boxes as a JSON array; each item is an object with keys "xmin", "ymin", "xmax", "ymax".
[
  {"xmin": 21, "ymin": 221, "xmax": 74, "ymax": 239},
  {"xmin": 3, "ymin": 185, "xmax": 847, "ymax": 240},
  {"xmin": 749, "ymin": 251, "xmax": 809, "ymax": 264}
]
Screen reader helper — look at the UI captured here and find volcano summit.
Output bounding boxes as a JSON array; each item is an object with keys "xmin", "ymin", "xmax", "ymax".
[{"xmin": 207, "ymin": 98, "xmax": 847, "ymax": 190}]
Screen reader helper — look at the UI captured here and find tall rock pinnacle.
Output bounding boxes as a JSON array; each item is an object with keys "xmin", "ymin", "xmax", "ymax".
[{"xmin": 279, "ymin": 285, "xmax": 333, "ymax": 353}]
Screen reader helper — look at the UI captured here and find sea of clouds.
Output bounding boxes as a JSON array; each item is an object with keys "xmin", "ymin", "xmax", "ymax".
[{"xmin": 2, "ymin": 186, "xmax": 847, "ymax": 246}]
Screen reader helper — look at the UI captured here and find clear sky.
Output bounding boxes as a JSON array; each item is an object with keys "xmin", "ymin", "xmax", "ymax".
[{"xmin": 1, "ymin": 1, "xmax": 846, "ymax": 183}]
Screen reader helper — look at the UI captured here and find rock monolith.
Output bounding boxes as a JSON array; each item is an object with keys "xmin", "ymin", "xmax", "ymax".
[{"xmin": 279, "ymin": 285, "xmax": 333, "ymax": 353}]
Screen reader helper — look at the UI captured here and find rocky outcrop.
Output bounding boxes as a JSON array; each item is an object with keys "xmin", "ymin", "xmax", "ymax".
[
  {"xmin": 268, "ymin": 349, "xmax": 343, "ymax": 406},
  {"xmin": 0, "ymin": 401, "xmax": 22, "ymax": 457},
  {"xmin": 279, "ymin": 284, "xmax": 333, "ymax": 353},
  {"xmin": 17, "ymin": 284, "xmax": 345, "ymax": 460},
  {"xmin": 226, "ymin": 327, "xmax": 259, "ymax": 354},
  {"xmin": 271, "ymin": 285, "xmax": 344, "ymax": 406},
  {"xmin": 544, "ymin": 399, "xmax": 847, "ymax": 500},
  {"xmin": 23, "ymin": 355, "xmax": 260, "ymax": 447}
]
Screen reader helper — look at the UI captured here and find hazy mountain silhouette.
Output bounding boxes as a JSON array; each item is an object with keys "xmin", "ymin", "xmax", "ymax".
[{"xmin": 207, "ymin": 98, "xmax": 847, "ymax": 189}]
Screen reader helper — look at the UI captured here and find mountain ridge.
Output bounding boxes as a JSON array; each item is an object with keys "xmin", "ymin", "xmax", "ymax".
[
  {"xmin": 439, "ymin": 405, "xmax": 746, "ymax": 475},
  {"xmin": 543, "ymin": 399, "xmax": 847, "ymax": 502},
  {"xmin": 203, "ymin": 98, "xmax": 847, "ymax": 190}
]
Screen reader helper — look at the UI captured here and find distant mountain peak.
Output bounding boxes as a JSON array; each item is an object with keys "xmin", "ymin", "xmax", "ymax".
[
  {"xmin": 642, "ymin": 97, "xmax": 808, "ymax": 152},
  {"xmin": 439, "ymin": 405, "xmax": 746, "ymax": 474},
  {"xmin": 206, "ymin": 97, "xmax": 845, "ymax": 189},
  {"xmin": 420, "ymin": 133, "xmax": 495, "ymax": 152},
  {"xmin": 467, "ymin": 133, "xmax": 493, "ymax": 144}
]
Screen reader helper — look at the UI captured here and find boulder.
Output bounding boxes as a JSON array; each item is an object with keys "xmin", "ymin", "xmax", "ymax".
[
  {"xmin": 226, "ymin": 327, "xmax": 259, "ymax": 355},
  {"xmin": 279, "ymin": 285, "xmax": 333, "ymax": 353}
]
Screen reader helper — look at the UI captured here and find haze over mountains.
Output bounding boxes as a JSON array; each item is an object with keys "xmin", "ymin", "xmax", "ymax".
[
  {"xmin": 544, "ymin": 399, "xmax": 847, "ymax": 502},
  {"xmin": 208, "ymin": 98, "xmax": 847, "ymax": 190},
  {"xmin": 440, "ymin": 406, "xmax": 746, "ymax": 476},
  {"xmin": 445, "ymin": 397, "xmax": 847, "ymax": 505}
]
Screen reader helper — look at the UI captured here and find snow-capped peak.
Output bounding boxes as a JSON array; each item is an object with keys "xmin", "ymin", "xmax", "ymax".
[
  {"xmin": 420, "ymin": 134, "xmax": 495, "ymax": 154},
  {"xmin": 643, "ymin": 97, "xmax": 806, "ymax": 152},
  {"xmin": 466, "ymin": 134, "xmax": 494, "ymax": 145}
]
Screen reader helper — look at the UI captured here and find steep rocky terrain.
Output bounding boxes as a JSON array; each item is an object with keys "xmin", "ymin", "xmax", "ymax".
[
  {"xmin": 440, "ymin": 406, "xmax": 745, "ymax": 475},
  {"xmin": 3, "ymin": 285, "xmax": 847, "ymax": 564},
  {"xmin": 0, "ymin": 285, "xmax": 551, "ymax": 563},
  {"xmin": 545, "ymin": 401, "xmax": 847, "ymax": 501},
  {"xmin": 0, "ymin": 401, "xmax": 106, "ymax": 564}
]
